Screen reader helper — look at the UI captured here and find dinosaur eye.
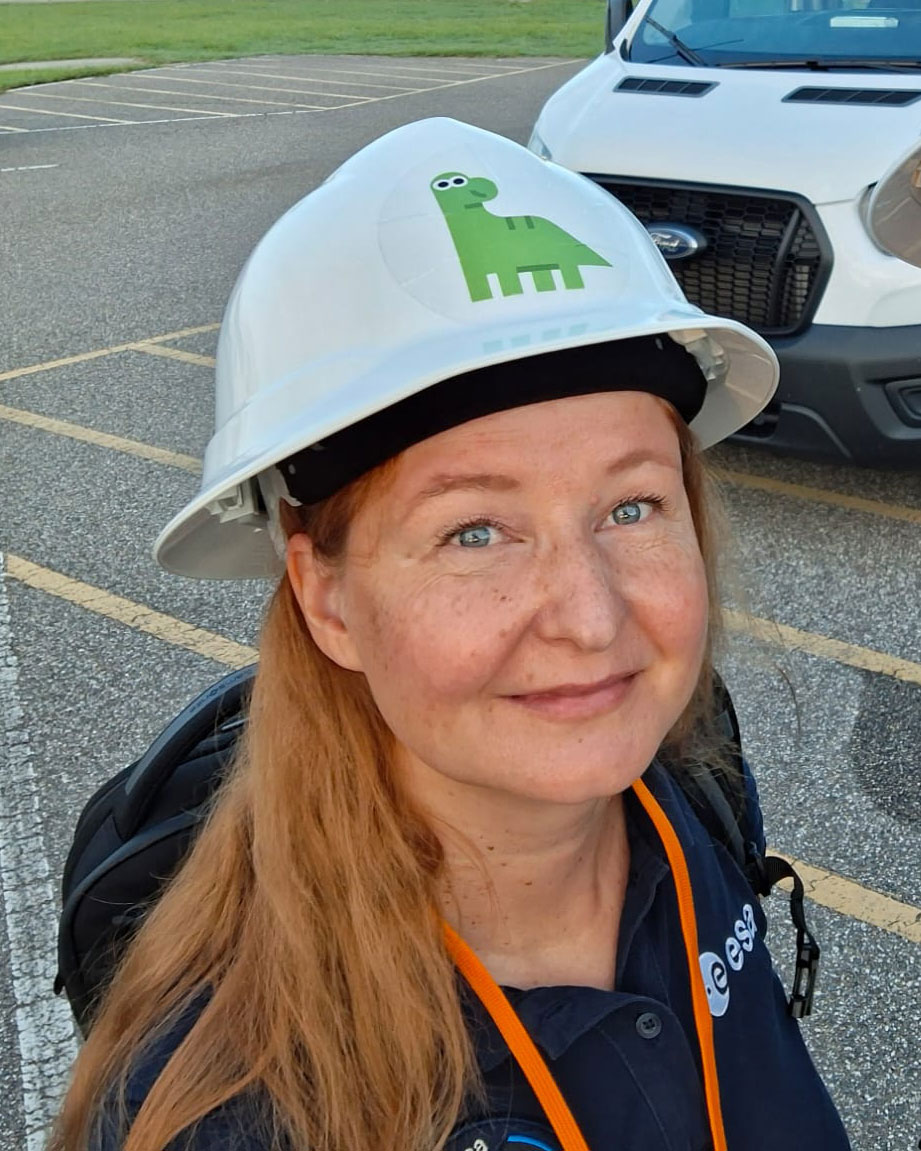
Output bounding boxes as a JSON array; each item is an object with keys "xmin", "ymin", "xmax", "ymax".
[
  {"xmin": 451, "ymin": 176, "xmax": 468, "ymax": 186},
  {"xmin": 433, "ymin": 179, "xmax": 452, "ymax": 190}
]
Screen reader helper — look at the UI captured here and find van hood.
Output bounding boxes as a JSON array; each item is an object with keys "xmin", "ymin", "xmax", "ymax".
[{"xmin": 537, "ymin": 55, "xmax": 921, "ymax": 206}]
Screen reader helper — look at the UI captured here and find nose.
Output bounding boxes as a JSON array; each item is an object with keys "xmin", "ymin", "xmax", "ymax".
[{"xmin": 531, "ymin": 534, "xmax": 626, "ymax": 652}]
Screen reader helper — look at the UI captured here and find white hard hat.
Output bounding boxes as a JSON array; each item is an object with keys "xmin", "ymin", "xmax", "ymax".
[
  {"xmin": 155, "ymin": 117, "xmax": 778, "ymax": 580},
  {"xmin": 867, "ymin": 140, "xmax": 921, "ymax": 269}
]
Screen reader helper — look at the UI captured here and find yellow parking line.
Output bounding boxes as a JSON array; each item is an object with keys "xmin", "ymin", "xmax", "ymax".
[
  {"xmin": 771, "ymin": 851, "xmax": 921, "ymax": 945},
  {"xmin": 719, "ymin": 468, "xmax": 921, "ymax": 527},
  {"xmin": 0, "ymin": 323, "xmax": 219, "ymax": 383},
  {"xmin": 5, "ymin": 555, "xmax": 256, "ymax": 669},
  {"xmin": 726, "ymin": 609, "xmax": 921, "ymax": 686},
  {"xmin": 4, "ymin": 553, "xmax": 917, "ymax": 944},
  {"xmin": 133, "ymin": 343, "xmax": 216, "ymax": 368},
  {"xmin": 140, "ymin": 323, "xmax": 220, "ymax": 344},
  {"xmin": 0, "ymin": 402, "xmax": 202, "ymax": 473}
]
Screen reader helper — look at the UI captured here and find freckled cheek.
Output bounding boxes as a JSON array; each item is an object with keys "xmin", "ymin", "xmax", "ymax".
[
  {"xmin": 625, "ymin": 550, "xmax": 709, "ymax": 657},
  {"xmin": 354, "ymin": 581, "xmax": 520, "ymax": 698}
]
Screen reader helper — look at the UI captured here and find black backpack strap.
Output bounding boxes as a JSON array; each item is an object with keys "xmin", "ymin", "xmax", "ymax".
[
  {"xmin": 117, "ymin": 664, "xmax": 257, "ymax": 839},
  {"xmin": 677, "ymin": 673, "xmax": 766, "ymax": 891},
  {"xmin": 55, "ymin": 665, "xmax": 258, "ymax": 1031},
  {"xmin": 762, "ymin": 855, "xmax": 821, "ymax": 1019},
  {"xmin": 683, "ymin": 764, "xmax": 748, "ymax": 876},
  {"xmin": 675, "ymin": 675, "xmax": 821, "ymax": 1018}
]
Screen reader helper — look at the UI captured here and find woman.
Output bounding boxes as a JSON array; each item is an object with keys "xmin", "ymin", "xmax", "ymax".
[{"xmin": 51, "ymin": 119, "xmax": 850, "ymax": 1151}]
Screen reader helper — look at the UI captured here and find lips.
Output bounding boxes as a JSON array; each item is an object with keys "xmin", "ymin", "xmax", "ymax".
[
  {"xmin": 505, "ymin": 672, "xmax": 639, "ymax": 721},
  {"xmin": 511, "ymin": 672, "xmax": 636, "ymax": 699}
]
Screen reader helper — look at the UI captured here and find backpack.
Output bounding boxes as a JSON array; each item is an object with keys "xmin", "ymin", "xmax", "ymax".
[{"xmin": 54, "ymin": 667, "xmax": 818, "ymax": 1036}]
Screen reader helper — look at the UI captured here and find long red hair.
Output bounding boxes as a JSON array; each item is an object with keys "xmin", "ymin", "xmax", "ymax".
[{"xmin": 50, "ymin": 408, "xmax": 725, "ymax": 1150}]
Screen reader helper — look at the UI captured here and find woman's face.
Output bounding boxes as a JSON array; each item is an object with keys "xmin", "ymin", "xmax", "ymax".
[{"xmin": 291, "ymin": 391, "xmax": 709, "ymax": 806}]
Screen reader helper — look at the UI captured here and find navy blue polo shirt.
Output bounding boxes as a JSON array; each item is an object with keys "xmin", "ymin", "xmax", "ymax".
[
  {"xmin": 96, "ymin": 762, "xmax": 851, "ymax": 1151},
  {"xmin": 448, "ymin": 762, "xmax": 851, "ymax": 1151}
]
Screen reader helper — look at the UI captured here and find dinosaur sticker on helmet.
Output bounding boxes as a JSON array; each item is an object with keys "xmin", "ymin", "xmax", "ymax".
[{"xmin": 430, "ymin": 171, "xmax": 612, "ymax": 302}]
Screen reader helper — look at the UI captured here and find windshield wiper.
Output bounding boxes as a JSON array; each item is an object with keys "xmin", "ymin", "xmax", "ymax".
[
  {"xmin": 641, "ymin": 17, "xmax": 709, "ymax": 68},
  {"xmin": 721, "ymin": 58, "xmax": 921, "ymax": 71}
]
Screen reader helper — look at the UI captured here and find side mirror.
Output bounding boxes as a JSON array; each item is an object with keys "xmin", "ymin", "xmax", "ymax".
[
  {"xmin": 605, "ymin": 0, "xmax": 634, "ymax": 52},
  {"xmin": 867, "ymin": 141, "xmax": 921, "ymax": 269}
]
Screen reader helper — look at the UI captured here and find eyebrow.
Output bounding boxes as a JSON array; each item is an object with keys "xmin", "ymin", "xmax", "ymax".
[
  {"xmin": 604, "ymin": 447, "xmax": 680, "ymax": 474},
  {"xmin": 414, "ymin": 473, "xmax": 521, "ymax": 503},
  {"xmin": 409, "ymin": 449, "xmax": 678, "ymax": 508}
]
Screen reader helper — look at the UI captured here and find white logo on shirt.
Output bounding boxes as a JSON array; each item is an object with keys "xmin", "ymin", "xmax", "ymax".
[{"xmin": 699, "ymin": 903, "xmax": 757, "ymax": 1018}]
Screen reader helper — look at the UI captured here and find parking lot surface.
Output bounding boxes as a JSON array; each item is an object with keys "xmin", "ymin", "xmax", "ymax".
[
  {"xmin": 0, "ymin": 55, "xmax": 573, "ymax": 133},
  {"xmin": 1, "ymin": 55, "xmax": 920, "ymax": 1151}
]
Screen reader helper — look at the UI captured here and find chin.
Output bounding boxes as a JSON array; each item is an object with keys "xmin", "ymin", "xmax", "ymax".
[{"xmin": 491, "ymin": 742, "xmax": 662, "ymax": 806}]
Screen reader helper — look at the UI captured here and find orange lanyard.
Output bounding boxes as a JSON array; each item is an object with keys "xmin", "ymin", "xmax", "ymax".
[{"xmin": 443, "ymin": 778, "xmax": 728, "ymax": 1151}]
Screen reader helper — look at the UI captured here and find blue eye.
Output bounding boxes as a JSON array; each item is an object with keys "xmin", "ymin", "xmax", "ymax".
[
  {"xmin": 611, "ymin": 500, "xmax": 652, "ymax": 526},
  {"xmin": 456, "ymin": 524, "xmax": 494, "ymax": 547}
]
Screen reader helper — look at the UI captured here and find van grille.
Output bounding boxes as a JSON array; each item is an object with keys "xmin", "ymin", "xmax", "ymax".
[{"xmin": 589, "ymin": 178, "xmax": 830, "ymax": 335}]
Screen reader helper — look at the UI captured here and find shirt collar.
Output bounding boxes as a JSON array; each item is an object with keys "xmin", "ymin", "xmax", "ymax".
[{"xmin": 461, "ymin": 765, "xmax": 674, "ymax": 1073}]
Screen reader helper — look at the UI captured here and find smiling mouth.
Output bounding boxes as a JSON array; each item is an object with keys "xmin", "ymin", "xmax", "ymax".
[
  {"xmin": 512, "ymin": 673, "xmax": 637, "ymax": 699},
  {"xmin": 506, "ymin": 672, "xmax": 640, "ymax": 720}
]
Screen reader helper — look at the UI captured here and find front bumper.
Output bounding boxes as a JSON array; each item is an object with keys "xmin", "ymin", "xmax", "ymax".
[{"xmin": 732, "ymin": 323, "xmax": 921, "ymax": 469}]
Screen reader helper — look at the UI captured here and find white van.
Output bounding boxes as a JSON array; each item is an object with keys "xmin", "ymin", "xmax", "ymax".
[{"xmin": 528, "ymin": 0, "xmax": 921, "ymax": 466}]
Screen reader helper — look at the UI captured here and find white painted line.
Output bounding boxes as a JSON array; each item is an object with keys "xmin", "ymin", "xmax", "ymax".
[
  {"xmin": 154, "ymin": 65, "xmax": 397, "ymax": 97},
  {"xmin": 0, "ymin": 59, "xmax": 578, "ymax": 135},
  {"xmin": 16, "ymin": 90, "xmax": 234, "ymax": 118},
  {"xmin": 0, "ymin": 102, "xmax": 132, "ymax": 123},
  {"xmin": 0, "ymin": 553, "xmax": 78, "ymax": 1150},
  {"xmin": 0, "ymin": 112, "xmax": 276, "ymax": 135},
  {"xmin": 182, "ymin": 63, "xmax": 421, "ymax": 91},
  {"xmin": 260, "ymin": 63, "xmax": 467, "ymax": 83},
  {"xmin": 0, "ymin": 125, "xmax": 30, "ymax": 134},
  {"xmin": 74, "ymin": 79, "xmax": 325, "ymax": 110},
  {"xmin": 340, "ymin": 59, "xmax": 519, "ymax": 75},
  {"xmin": 402, "ymin": 61, "xmax": 532, "ymax": 73},
  {"xmin": 0, "ymin": 163, "xmax": 58, "ymax": 172}
]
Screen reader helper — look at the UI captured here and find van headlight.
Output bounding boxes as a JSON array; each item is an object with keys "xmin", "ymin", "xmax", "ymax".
[{"xmin": 527, "ymin": 129, "xmax": 553, "ymax": 161}]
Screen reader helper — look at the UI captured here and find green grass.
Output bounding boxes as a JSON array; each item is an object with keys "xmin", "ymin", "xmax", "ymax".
[
  {"xmin": 0, "ymin": 0, "xmax": 599, "ymax": 93},
  {"xmin": 0, "ymin": 64, "xmax": 140, "ymax": 93}
]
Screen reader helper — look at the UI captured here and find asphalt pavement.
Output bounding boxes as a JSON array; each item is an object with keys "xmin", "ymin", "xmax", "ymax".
[{"xmin": 0, "ymin": 54, "xmax": 919, "ymax": 1151}]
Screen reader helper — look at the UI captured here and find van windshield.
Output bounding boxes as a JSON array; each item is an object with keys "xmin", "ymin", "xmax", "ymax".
[{"xmin": 627, "ymin": 0, "xmax": 921, "ymax": 69}]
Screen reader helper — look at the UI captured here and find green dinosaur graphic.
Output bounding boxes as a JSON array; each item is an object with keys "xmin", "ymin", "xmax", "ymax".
[{"xmin": 430, "ymin": 171, "xmax": 611, "ymax": 302}]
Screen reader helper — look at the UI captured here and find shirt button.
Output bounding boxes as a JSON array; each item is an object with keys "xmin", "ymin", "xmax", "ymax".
[{"xmin": 635, "ymin": 1011, "xmax": 663, "ymax": 1040}]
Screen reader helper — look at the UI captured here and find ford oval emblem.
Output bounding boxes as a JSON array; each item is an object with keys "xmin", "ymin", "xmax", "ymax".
[{"xmin": 645, "ymin": 223, "xmax": 707, "ymax": 260}]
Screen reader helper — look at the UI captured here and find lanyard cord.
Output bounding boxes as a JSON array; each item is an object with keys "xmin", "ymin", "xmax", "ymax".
[
  {"xmin": 631, "ymin": 777, "xmax": 728, "ymax": 1151},
  {"xmin": 443, "ymin": 921, "xmax": 591, "ymax": 1151},
  {"xmin": 443, "ymin": 778, "xmax": 728, "ymax": 1151}
]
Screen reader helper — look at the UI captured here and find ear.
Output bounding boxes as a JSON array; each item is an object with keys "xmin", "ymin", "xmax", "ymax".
[{"xmin": 286, "ymin": 533, "xmax": 364, "ymax": 672}]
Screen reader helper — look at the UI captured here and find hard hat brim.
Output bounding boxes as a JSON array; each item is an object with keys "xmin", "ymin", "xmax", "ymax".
[
  {"xmin": 154, "ymin": 304, "xmax": 777, "ymax": 580},
  {"xmin": 867, "ymin": 142, "xmax": 921, "ymax": 268}
]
